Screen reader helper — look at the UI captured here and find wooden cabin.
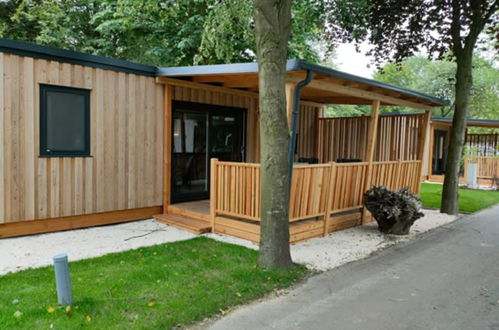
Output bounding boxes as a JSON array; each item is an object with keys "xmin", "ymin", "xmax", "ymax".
[
  {"xmin": 0, "ymin": 39, "xmax": 448, "ymax": 242},
  {"xmin": 422, "ymin": 118, "xmax": 499, "ymax": 187}
]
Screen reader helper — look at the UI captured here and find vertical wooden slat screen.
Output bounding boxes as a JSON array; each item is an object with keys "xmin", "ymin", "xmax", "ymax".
[
  {"xmin": 317, "ymin": 114, "xmax": 426, "ymax": 163},
  {"xmin": 0, "ymin": 54, "xmax": 164, "ymax": 224},
  {"xmin": 465, "ymin": 133, "xmax": 499, "ymax": 157},
  {"xmin": 296, "ymin": 104, "xmax": 322, "ymax": 159}
]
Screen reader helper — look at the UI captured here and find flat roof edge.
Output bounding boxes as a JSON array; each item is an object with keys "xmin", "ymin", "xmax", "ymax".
[
  {"xmin": 293, "ymin": 60, "xmax": 449, "ymax": 106},
  {"xmin": 158, "ymin": 59, "xmax": 449, "ymax": 107},
  {"xmin": 0, "ymin": 38, "xmax": 157, "ymax": 76}
]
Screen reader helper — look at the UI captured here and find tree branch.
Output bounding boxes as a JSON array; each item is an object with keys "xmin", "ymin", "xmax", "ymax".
[{"xmin": 450, "ymin": 0, "xmax": 463, "ymax": 56}]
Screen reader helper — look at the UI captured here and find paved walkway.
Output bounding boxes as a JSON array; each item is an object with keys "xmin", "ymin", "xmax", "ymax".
[{"xmin": 209, "ymin": 204, "xmax": 499, "ymax": 330}]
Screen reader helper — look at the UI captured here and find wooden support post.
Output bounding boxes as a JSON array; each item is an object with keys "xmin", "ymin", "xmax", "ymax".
[
  {"xmin": 323, "ymin": 162, "xmax": 337, "ymax": 236},
  {"xmin": 362, "ymin": 100, "xmax": 381, "ymax": 223},
  {"xmin": 285, "ymin": 82, "xmax": 297, "ymax": 129},
  {"xmin": 415, "ymin": 109, "xmax": 432, "ymax": 194},
  {"xmin": 163, "ymin": 84, "xmax": 173, "ymax": 213},
  {"xmin": 427, "ymin": 124, "xmax": 435, "ymax": 181},
  {"xmin": 210, "ymin": 158, "xmax": 218, "ymax": 233}
]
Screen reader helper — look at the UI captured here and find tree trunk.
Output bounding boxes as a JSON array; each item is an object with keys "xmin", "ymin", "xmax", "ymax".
[
  {"xmin": 441, "ymin": 51, "xmax": 473, "ymax": 215},
  {"xmin": 254, "ymin": 0, "xmax": 293, "ymax": 268}
]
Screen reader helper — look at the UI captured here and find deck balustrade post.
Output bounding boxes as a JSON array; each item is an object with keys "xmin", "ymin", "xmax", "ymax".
[
  {"xmin": 163, "ymin": 84, "xmax": 173, "ymax": 213},
  {"xmin": 362, "ymin": 100, "xmax": 381, "ymax": 223},
  {"xmin": 210, "ymin": 158, "xmax": 218, "ymax": 233},
  {"xmin": 323, "ymin": 162, "xmax": 337, "ymax": 236},
  {"xmin": 415, "ymin": 110, "xmax": 432, "ymax": 194}
]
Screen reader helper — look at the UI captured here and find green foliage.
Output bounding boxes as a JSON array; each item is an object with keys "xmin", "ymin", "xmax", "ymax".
[
  {"xmin": 374, "ymin": 55, "xmax": 499, "ymax": 119},
  {"xmin": 325, "ymin": 104, "xmax": 370, "ymax": 117},
  {"xmin": 0, "ymin": 237, "xmax": 307, "ymax": 329},
  {"xmin": 420, "ymin": 183, "xmax": 499, "ymax": 213},
  {"xmin": 0, "ymin": 0, "xmax": 326, "ymax": 66}
]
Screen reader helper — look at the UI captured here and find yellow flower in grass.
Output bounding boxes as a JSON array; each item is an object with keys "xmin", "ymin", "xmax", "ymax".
[{"xmin": 47, "ymin": 306, "xmax": 55, "ymax": 314}]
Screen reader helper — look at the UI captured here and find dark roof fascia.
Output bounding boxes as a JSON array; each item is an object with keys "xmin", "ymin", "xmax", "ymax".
[
  {"xmin": 289, "ymin": 60, "xmax": 449, "ymax": 106},
  {"xmin": 0, "ymin": 38, "xmax": 157, "ymax": 77},
  {"xmin": 432, "ymin": 117, "xmax": 499, "ymax": 127},
  {"xmin": 158, "ymin": 59, "xmax": 449, "ymax": 107}
]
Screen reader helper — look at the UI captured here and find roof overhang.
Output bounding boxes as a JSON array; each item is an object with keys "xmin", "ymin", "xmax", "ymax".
[
  {"xmin": 432, "ymin": 117, "xmax": 499, "ymax": 128},
  {"xmin": 157, "ymin": 59, "xmax": 449, "ymax": 110},
  {"xmin": 0, "ymin": 38, "xmax": 157, "ymax": 76}
]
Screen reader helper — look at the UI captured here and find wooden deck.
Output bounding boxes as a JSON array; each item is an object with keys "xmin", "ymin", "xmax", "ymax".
[{"xmin": 154, "ymin": 200, "xmax": 211, "ymax": 234}]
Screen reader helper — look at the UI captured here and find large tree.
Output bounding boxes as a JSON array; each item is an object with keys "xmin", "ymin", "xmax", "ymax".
[
  {"xmin": 254, "ymin": 0, "xmax": 293, "ymax": 269},
  {"xmin": 326, "ymin": 0, "xmax": 498, "ymax": 215},
  {"xmin": 374, "ymin": 54, "xmax": 499, "ymax": 119},
  {"xmin": 0, "ymin": 0, "xmax": 324, "ymax": 66}
]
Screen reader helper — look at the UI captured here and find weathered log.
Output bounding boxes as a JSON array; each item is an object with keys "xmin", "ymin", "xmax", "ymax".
[{"xmin": 364, "ymin": 186, "xmax": 424, "ymax": 235}]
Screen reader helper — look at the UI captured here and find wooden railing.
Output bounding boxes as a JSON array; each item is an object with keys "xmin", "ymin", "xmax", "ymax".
[
  {"xmin": 289, "ymin": 164, "xmax": 332, "ymax": 221},
  {"xmin": 210, "ymin": 160, "xmax": 261, "ymax": 222},
  {"xmin": 371, "ymin": 160, "xmax": 422, "ymax": 194},
  {"xmin": 210, "ymin": 159, "xmax": 422, "ymax": 226},
  {"xmin": 465, "ymin": 156, "xmax": 499, "ymax": 183}
]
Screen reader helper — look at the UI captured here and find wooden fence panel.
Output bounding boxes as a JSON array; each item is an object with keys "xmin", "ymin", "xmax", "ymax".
[
  {"xmin": 328, "ymin": 162, "xmax": 369, "ymax": 212},
  {"xmin": 317, "ymin": 114, "xmax": 425, "ymax": 163},
  {"xmin": 467, "ymin": 157, "xmax": 499, "ymax": 180},
  {"xmin": 371, "ymin": 160, "xmax": 421, "ymax": 193},
  {"xmin": 214, "ymin": 161, "xmax": 261, "ymax": 221},
  {"xmin": 289, "ymin": 164, "xmax": 331, "ymax": 221}
]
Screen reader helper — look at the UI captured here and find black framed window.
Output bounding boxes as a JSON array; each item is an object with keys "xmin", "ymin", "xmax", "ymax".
[{"xmin": 40, "ymin": 84, "xmax": 90, "ymax": 157}]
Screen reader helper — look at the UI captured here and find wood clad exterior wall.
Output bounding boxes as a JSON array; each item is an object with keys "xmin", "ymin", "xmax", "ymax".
[
  {"xmin": 0, "ymin": 53, "xmax": 164, "ymax": 224},
  {"xmin": 297, "ymin": 103, "xmax": 322, "ymax": 159},
  {"xmin": 317, "ymin": 114, "xmax": 426, "ymax": 163}
]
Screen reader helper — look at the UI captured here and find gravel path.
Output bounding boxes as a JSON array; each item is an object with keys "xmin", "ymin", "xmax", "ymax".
[
  {"xmin": 206, "ymin": 209, "xmax": 459, "ymax": 271},
  {"xmin": 0, "ymin": 220, "xmax": 195, "ymax": 275},
  {"xmin": 0, "ymin": 209, "xmax": 458, "ymax": 276}
]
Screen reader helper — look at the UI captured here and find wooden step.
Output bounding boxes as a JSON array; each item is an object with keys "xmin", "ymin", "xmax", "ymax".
[
  {"xmin": 167, "ymin": 205, "xmax": 210, "ymax": 222},
  {"xmin": 154, "ymin": 213, "xmax": 212, "ymax": 234}
]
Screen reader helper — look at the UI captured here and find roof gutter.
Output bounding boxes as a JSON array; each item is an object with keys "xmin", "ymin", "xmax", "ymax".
[{"xmin": 288, "ymin": 70, "xmax": 314, "ymax": 189}]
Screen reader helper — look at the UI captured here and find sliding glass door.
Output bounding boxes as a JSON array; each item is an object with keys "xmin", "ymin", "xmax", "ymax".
[{"xmin": 171, "ymin": 101, "xmax": 245, "ymax": 203}]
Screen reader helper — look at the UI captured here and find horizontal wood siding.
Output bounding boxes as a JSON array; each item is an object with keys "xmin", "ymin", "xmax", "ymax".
[{"xmin": 0, "ymin": 53, "xmax": 164, "ymax": 224}]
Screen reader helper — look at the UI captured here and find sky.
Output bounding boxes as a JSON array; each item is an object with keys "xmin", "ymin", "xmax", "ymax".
[{"xmin": 334, "ymin": 42, "xmax": 375, "ymax": 78}]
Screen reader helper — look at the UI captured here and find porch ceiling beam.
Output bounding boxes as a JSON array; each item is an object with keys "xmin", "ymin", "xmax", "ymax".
[
  {"xmin": 191, "ymin": 74, "xmax": 256, "ymax": 83},
  {"xmin": 302, "ymin": 79, "xmax": 435, "ymax": 110},
  {"xmin": 156, "ymin": 77, "xmax": 258, "ymax": 98},
  {"xmin": 307, "ymin": 96, "xmax": 373, "ymax": 105}
]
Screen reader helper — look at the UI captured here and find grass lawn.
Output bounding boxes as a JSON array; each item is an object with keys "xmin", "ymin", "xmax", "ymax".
[
  {"xmin": 0, "ymin": 237, "xmax": 307, "ymax": 329},
  {"xmin": 420, "ymin": 183, "xmax": 499, "ymax": 213}
]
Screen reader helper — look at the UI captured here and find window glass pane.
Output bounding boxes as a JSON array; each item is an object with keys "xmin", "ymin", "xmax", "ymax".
[{"xmin": 46, "ymin": 91, "xmax": 86, "ymax": 152}]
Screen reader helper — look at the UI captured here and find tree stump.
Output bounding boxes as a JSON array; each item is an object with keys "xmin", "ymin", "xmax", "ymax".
[{"xmin": 364, "ymin": 186, "xmax": 424, "ymax": 235}]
